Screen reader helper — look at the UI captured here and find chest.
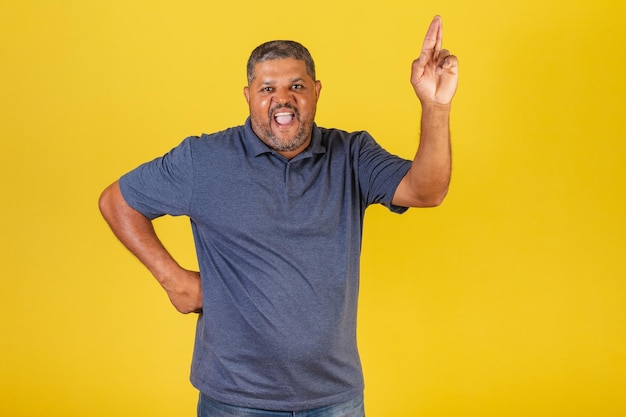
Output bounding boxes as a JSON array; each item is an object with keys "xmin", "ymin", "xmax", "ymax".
[{"xmin": 188, "ymin": 150, "xmax": 362, "ymax": 241}]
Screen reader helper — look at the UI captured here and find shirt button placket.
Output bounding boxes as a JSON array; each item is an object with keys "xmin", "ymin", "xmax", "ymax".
[{"xmin": 284, "ymin": 162, "xmax": 291, "ymax": 190}]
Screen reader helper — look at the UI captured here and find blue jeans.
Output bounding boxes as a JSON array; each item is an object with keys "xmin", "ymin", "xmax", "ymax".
[{"xmin": 197, "ymin": 393, "xmax": 365, "ymax": 417}]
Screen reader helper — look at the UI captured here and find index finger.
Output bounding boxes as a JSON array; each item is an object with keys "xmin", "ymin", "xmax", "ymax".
[{"xmin": 421, "ymin": 15, "xmax": 443, "ymax": 53}]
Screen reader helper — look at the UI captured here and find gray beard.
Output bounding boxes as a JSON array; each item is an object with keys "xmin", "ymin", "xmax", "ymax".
[{"xmin": 251, "ymin": 116, "xmax": 312, "ymax": 153}]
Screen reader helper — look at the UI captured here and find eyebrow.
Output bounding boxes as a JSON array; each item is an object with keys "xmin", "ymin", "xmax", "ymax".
[{"xmin": 260, "ymin": 77, "xmax": 306, "ymax": 85}]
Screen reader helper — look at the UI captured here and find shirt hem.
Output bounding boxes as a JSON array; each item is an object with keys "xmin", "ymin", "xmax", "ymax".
[{"xmin": 191, "ymin": 378, "xmax": 364, "ymax": 412}]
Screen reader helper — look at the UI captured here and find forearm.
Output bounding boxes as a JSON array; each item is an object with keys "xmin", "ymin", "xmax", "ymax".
[
  {"xmin": 393, "ymin": 103, "xmax": 451, "ymax": 207},
  {"xmin": 98, "ymin": 181, "xmax": 183, "ymax": 286},
  {"xmin": 413, "ymin": 103, "xmax": 452, "ymax": 202}
]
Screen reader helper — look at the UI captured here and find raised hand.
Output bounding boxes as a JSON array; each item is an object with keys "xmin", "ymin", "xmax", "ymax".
[{"xmin": 411, "ymin": 16, "xmax": 458, "ymax": 106}]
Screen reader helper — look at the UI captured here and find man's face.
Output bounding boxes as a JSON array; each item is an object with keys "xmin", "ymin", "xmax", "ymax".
[{"xmin": 244, "ymin": 58, "xmax": 322, "ymax": 158}]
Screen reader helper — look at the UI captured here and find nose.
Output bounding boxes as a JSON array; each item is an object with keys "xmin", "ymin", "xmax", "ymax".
[{"xmin": 273, "ymin": 88, "xmax": 293, "ymax": 105}]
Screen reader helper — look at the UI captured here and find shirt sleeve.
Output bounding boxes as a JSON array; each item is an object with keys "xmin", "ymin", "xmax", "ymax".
[
  {"xmin": 357, "ymin": 132, "xmax": 412, "ymax": 214},
  {"xmin": 119, "ymin": 137, "xmax": 196, "ymax": 219}
]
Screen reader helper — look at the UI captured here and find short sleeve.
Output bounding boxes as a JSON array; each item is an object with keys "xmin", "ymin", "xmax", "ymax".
[
  {"xmin": 119, "ymin": 137, "xmax": 196, "ymax": 219},
  {"xmin": 357, "ymin": 132, "xmax": 412, "ymax": 213}
]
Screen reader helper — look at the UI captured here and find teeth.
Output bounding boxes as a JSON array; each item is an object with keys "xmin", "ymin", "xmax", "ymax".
[{"xmin": 274, "ymin": 112, "xmax": 294, "ymax": 125}]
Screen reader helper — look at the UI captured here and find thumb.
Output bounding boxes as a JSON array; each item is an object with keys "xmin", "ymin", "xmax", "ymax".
[
  {"xmin": 413, "ymin": 51, "xmax": 428, "ymax": 68},
  {"xmin": 411, "ymin": 52, "xmax": 427, "ymax": 83}
]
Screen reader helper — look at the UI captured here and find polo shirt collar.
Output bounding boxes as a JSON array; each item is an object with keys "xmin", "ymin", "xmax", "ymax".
[{"xmin": 244, "ymin": 117, "xmax": 326, "ymax": 159}]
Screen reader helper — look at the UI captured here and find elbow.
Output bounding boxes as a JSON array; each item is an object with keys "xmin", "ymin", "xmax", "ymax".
[
  {"xmin": 393, "ymin": 173, "xmax": 450, "ymax": 208},
  {"xmin": 415, "ymin": 186, "xmax": 449, "ymax": 208},
  {"xmin": 421, "ymin": 192, "xmax": 448, "ymax": 208},
  {"xmin": 98, "ymin": 189, "xmax": 108, "ymax": 214},
  {"xmin": 98, "ymin": 181, "xmax": 122, "ymax": 220},
  {"xmin": 98, "ymin": 186, "xmax": 112, "ymax": 217}
]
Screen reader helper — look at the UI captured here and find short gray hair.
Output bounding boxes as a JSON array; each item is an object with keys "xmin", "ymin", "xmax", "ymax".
[{"xmin": 246, "ymin": 40, "xmax": 316, "ymax": 84}]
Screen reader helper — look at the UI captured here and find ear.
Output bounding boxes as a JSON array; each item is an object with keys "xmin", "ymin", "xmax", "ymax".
[
  {"xmin": 315, "ymin": 80, "xmax": 322, "ymax": 99},
  {"xmin": 243, "ymin": 86, "xmax": 250, "ymax": 104}
]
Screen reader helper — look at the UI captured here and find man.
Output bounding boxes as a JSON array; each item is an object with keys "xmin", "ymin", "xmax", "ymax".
[{"xmin": 99, "ymin": 15, "xmax": 458, "ymax": 417}]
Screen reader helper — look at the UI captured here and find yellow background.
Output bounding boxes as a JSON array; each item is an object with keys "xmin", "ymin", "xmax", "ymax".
[{"xmin": 1, "ymin": 1, "xmax": 625, "ymax": 416}]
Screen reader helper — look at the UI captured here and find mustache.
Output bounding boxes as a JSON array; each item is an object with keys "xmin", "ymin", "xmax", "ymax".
[{"xmin": 270, "ymin": 103, "xmax": 299, "ymax": 116}]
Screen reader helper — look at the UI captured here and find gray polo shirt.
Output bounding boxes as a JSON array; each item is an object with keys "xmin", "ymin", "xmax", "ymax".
[{"xmin": 119, "ymin": 118, "xmax": 412, "ymax": 411}]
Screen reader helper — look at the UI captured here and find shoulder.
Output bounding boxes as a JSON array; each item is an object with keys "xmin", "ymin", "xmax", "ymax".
[
  {"xmin": 183, "ymin": 125, "xmax": 249, "ymax": 157},
  {"xmin": 317, "ymin": 127, "xmax": 380, "ymax": 156},
  {"xmin": 318, "ymin": 126, "xmax": 376, "ymax": 146},
  {"xmin": 193, "ymin": 125, "xmax": 247, "ymax": 147},
  {"xmin": 319, "ymin": 126, "xmax": 370, "ymax": 140}
]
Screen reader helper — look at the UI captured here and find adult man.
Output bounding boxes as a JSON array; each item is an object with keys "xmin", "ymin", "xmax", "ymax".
[{"xmin": 99, "ymin": 15, "xmax": 458, "ymax": 417}]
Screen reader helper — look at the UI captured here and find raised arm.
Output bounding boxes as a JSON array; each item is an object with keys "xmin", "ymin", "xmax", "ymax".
[
  {"xmin": 98, "ymin": 181, "xmax": 202, "ymax": 314},
  {"xmin": 392, "ymin": 15, "xmax": 459, "ymax": 208}
]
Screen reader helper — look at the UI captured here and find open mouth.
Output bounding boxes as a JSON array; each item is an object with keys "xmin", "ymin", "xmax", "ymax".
[{"xmin": 273, "ymin": 111, "xmax": 295, "ymax": 126}]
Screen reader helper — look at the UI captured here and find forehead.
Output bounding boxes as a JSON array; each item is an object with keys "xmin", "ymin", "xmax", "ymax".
[{"xmin": 251, "ymin": 58, "xmax": 312, "ymax": 83}]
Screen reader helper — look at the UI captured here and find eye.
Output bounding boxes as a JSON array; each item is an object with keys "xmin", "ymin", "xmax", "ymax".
[
  {"xmin": 262, "ymin": 86, "xmax": 273, "ymax": 93},
  {"xmin": 291, "ymin": 84, "xmax": 303, "ymax": 90}
]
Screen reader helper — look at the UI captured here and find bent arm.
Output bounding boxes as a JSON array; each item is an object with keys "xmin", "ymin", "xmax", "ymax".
[
  {"xmin": 98, "ymin": 180, "xmax": 202, "ymax": 314},
  {"xmin": 392, "ymin": 16, "xmax": 457, "ymax": 208}
]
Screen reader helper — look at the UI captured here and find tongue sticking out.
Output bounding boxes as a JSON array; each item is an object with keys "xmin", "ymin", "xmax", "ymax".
[{"xmin": 275, "ymin": 113, "xmax": 294, "ymax": 125}]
